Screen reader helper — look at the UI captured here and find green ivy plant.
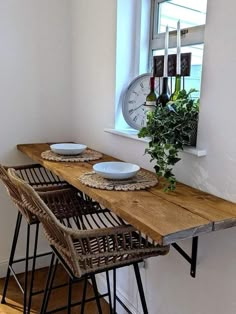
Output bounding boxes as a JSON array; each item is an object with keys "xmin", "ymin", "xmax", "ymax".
[{"xmin": 138, "ymin": 89, "xmax": 199, "ymax": 191}]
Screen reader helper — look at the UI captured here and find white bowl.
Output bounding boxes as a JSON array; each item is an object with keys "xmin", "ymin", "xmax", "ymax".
[
  {"xmin": 50, "ymin": 143, "xmax": 87, "ymax": 155},
  {"xmin": 93, "ymin": 162, "xmax": 140, "ymax": 180}
]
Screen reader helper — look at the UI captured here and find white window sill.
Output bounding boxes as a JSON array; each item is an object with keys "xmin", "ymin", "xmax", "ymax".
[{"xmin": 104, "ymin": 128, "xmax": 207, "ymax": 157}]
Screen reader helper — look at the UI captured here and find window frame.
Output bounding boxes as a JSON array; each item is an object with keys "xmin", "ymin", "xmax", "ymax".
[{"xmin": 150, "ymin": 0, "xmax": 206, "ymax": 54}]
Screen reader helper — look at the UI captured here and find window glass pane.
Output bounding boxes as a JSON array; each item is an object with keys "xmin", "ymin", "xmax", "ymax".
[
  {"xmin": 157, "ymin": 0, "xmax": 207, "ymax": 33},
  {"xmin": 153, "ymin": 44, "xmax": 204, "ymax": 98}
]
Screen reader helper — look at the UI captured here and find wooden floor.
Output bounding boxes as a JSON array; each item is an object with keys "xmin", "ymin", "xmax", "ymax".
[{"xmin": 0, "ymin": 266, "xmax": 110, "ymax": 313}]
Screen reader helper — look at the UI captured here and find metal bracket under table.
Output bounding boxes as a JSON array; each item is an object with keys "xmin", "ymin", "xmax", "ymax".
[{"xmin": 172, "ymin": 236, "xmax": 198, "ymax": 278}]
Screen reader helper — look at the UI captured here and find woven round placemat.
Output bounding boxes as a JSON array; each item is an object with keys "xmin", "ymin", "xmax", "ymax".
[
  {"xmin": 41, "ymin": 149, "xmax": 102, "ymax": 162},
  {"xmin": 79, "ymin": 170, "xmax": 158, "ymax": 191}
]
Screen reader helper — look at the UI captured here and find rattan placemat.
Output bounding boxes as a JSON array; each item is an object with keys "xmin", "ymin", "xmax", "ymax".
[
  {"xmin": 79, "ymin": 170, "xmax": 158, "ymax": 191},
  {"xmin": 41, "ymin": 149, "xmax": 102, "ymax": 162}
]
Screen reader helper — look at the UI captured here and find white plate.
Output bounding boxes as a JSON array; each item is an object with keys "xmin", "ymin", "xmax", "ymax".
[
  {"xmin": 50, "ymin": 143, "xmax": 87, "ymax": 155},
  {"xmin": 93, "ymin": 162, "xmax": 140, "ymax": 180}
]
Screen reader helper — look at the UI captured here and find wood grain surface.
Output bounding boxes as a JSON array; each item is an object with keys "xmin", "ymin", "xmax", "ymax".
[{"xmin": 16, "ymin": 143, "xmax": 236, "ymax": 245}]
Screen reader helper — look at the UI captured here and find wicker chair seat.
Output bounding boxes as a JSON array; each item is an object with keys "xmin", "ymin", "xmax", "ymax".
[
  {"xmin": 41, "ymin": 188, "xmax": 107, "ymax": 221},
  {"xmin": 27, "ymin": 188, "xmax": 170, "ymax": 276},
  {"xmin": 71, "ymin": 232, "xmax": 168, "ymax": 275}
]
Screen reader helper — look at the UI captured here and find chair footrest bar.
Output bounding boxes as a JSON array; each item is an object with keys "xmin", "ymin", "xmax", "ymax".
[
  {"xmin": 12, "ymin": 251, "xmax": 52, "ymax": 264},
  {"xmin": 31, "ymin": 282, "xmax": 69, "ymax": 296},
  {"xmin": 45, "ymin": 292, "xmax": 109, "ymax": 314}
]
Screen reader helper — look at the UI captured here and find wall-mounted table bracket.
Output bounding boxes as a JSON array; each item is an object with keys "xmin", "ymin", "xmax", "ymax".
[{"xmin": 172, "ymin": 236, "xmax": 198, "ymax": 278}]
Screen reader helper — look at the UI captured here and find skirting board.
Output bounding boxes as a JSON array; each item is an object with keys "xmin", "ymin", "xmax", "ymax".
[{"xmin": 95, "ymin": 272, "xmax": 141, "ymax": 314}]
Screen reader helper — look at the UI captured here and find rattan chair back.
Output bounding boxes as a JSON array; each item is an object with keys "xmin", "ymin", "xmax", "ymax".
[
  {"xmin": 0, "ymin": 164, "xmax": 68, "ymax": 224},
  {"xmin": 8, "ymin": 168, "xmax": 82, "ymax": 275},
  {"xmin": 0, "ymin": 165, "xmax": 35, "ymax": 223}
]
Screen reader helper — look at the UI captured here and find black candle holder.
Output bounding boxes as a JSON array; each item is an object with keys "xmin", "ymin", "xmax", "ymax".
[
  {"xmin": 153, "ymin": 52, "xmax": 192, "ymax": 105},
  {"xmin": 153, "ymin": 53, "xmax": 192, "ymax": 77}
]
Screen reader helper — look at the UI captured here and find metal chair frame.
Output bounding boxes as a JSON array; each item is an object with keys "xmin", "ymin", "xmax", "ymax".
[{"xmin": 41, "ymin": 247, "xmax": 148, "ymax": 314}]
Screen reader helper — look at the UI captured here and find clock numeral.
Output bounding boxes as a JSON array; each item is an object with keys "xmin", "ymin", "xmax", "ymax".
[{"xmin": 122, "ymin": 74, "xmax": 152, "ymax": 129}]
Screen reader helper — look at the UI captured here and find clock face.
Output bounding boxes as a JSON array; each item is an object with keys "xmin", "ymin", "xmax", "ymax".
[{"xmin": 122, "ymin": 73, "xmax": 159, "ymax": 130}]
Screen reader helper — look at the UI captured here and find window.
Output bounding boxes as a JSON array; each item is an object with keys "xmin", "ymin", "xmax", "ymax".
[
  {"xmin": 115, "ymin": 0, "xmax": 152, "ymax": 130},
  {"xmin": 150, "ymin": 0, "xmax": 208, "ymax": 98},
  {"xmin": 115, "ymin": 0, "xmax": 208, "ymax": 131}
]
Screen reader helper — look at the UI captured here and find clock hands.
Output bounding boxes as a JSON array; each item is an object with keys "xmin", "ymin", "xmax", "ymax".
[
  {"xmin": 129, "ymin": 103, "xmax": 147, "ymax": 116},
  {"xmin": 132, "ymin": 103, "xmax": 146, "ymax": 112}
]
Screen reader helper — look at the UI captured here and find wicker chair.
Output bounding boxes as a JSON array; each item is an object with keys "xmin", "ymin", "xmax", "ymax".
[
  {"xmin": 8, "ymin": 167, "xmax": 170, "ymax": 314},
  {"xmin": 0, "ymin": 164, "xmax": 71, "ymax": 313}
]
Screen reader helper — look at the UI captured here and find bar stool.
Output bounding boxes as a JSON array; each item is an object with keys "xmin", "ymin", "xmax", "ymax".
[
  {"xmin": 1, "ymin": 164, "xmax": 115, "ymax": 313},
  {"xmin": 0, "ymin": 164, "xmax": 70, "ymax": 313},
  {"xmin": 8, "ymin": 167, "xmax": 170, "ymax": 314}
]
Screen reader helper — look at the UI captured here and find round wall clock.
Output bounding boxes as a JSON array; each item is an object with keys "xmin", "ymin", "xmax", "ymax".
[{"xmin": 122, "ymin": 73, "xmax": 159, "ymax": 130}]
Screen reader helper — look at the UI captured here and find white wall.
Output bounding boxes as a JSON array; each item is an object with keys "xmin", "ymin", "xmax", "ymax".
[
  {"xmin": 0, "ymin": 0, "xmax": 73, "ymax": 274},
  {"xmin": 1, "ymin": 0, "xmax": 236, "ymax": 313},
  {"xmin": 71, "ymin": 0, "xmax": 236, "ymax": 313},
  {"xmin": 70, "ymin": 0, "xmax": 117, "ymax": 146}
]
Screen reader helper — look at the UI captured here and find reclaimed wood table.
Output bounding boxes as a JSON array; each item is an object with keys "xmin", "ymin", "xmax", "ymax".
[{"xmin": 17, "ymin": 143, "xmax": 236, "ymax": 277}]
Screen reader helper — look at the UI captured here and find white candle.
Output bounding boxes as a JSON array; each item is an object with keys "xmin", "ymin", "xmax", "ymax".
[
  {"xmin": 163, "ymin": 25, "xmax": 169, "ymax": 77},
  {"xmin": 176, "ymin": 20, "xmax": 181, "ymax": 75}
]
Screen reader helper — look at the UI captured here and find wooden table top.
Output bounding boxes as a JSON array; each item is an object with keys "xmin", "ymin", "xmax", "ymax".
[{"xmin": 17, "ymin": 143, "xmax": 236, "ymax": 245}]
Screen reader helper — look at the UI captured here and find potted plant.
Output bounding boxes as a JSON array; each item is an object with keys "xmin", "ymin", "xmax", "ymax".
[{"xmin": 138, "ymin": 89, "xmax": 199, "ymax": 191}]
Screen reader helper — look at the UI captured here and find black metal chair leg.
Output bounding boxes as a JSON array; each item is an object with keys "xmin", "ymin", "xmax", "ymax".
[
  {"xmin": 113, "ymin": 269, "xmax": 116, "ymax": 314},
  {"xmin": 133, "ymin": 263, "xmax": 148, "ymax": 314},
  {"xmin": 91, "ymin": 274, "xmax": 102, "ymax": 314},
  {"xmin": 1, "ymin": 212, "xmax": 22, "ymax": 304},
  {"xmin": 80, "ymin": 275, "xmax": 87, "ymax": 314},
  {"xmin": 105, "ymin": 270, "xmax": 113, "ymax": 314},
  {"xmin": 40, "ymin": 254, "xmax": 57, "ymax": 314},
  {"xmin": 23, "ymin": 224, "xmax": 31, "ymax": 314},
  {"xmin": 44, "ymin": 257, "xmax": 59, "ymax": 313},
  {"xmin": 27, "ymin": 222, "xmax": 39, "ymax": 313},
  {"xmin": 67, "ymin": 277, "xmax": 72, "ymax": 314}
]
